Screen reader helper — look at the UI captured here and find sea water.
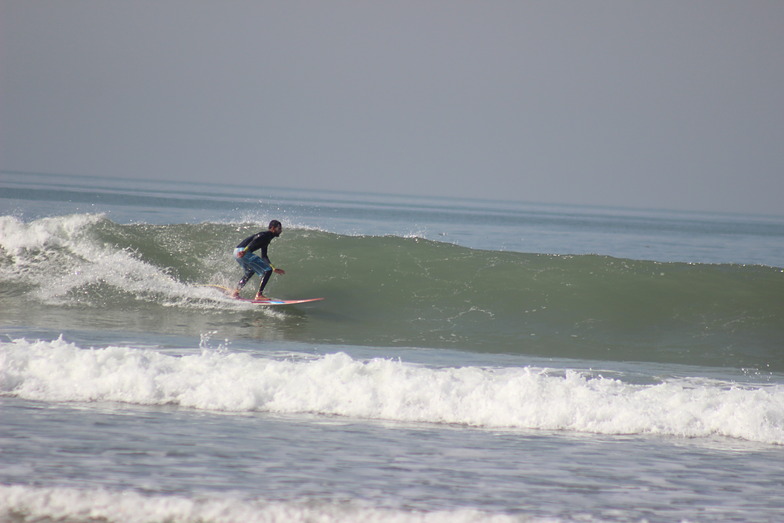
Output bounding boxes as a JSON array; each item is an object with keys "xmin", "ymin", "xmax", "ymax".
[{"xmin": 1, "ymin": 171, "xmax": 784, "ymax": 522}]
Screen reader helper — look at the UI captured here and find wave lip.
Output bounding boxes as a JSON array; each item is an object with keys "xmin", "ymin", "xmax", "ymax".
[{"xmin": 2, "ymin": 337, "xmax": 783, "ymax": 445}]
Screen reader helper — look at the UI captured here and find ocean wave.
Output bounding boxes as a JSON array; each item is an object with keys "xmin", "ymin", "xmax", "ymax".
[
  {"xmin": 1, "ymin": 215, "xmax": 782, "ymax": 370},
  {"xmin": 2, "ymin": 337, "xmax": 782, "ymax": 445}
]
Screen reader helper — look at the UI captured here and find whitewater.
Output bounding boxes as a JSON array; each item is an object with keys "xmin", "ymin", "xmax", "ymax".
[
  {"xmin": 3, "ymin": 336, "xmax": 784, "ymax": 444},
  {"xmin": 2, "ymin": 172, "xmax": 784, "ymax": 522}
]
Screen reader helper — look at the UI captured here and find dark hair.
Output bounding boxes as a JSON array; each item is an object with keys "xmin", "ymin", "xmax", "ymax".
[{"xmin": 269, "ymin": 220, "xmax": 282, "ymax": 229}]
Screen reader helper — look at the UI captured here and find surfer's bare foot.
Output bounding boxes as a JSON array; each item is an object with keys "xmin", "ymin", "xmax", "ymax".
[
  {"xmin": 231, "ymin": 289, "xmax": 240, "ymax": 298},
  {"xmin": 254, "ymin": 294, "xmax": 267, "ymax": 301}
]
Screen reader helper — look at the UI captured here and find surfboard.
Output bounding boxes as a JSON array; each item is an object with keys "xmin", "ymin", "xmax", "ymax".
[{"xmin": 204, "ymin": 285, "xmax": 324, "ymax": 306}]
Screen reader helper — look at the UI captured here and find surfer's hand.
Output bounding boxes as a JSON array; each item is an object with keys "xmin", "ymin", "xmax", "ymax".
[
  {"xmin": 237, "ymin": 250, "xmax": 246, "ymax": 258},
  {"xmin": 274, "ymin": 268, "xmax": 286, "ymax": 275}
]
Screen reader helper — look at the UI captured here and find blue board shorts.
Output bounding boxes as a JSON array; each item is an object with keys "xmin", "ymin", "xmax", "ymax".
[{"xmin": 234, "ymin": 248, "xmax": 272, "ymax": 275}]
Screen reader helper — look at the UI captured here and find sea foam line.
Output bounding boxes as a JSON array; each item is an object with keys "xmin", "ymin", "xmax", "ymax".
[
  {"xmin": 1, "ymin": 337, "xmax": 783, "ymax": 444},
  {"xmin": 0, "ymin": 485, "xmax": 523, "ymax": 523}
]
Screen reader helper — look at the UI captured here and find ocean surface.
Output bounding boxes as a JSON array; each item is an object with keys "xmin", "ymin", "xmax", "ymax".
[{"xmin": 1, "ymin": 171, "xmax": 783, "ymax": 522}]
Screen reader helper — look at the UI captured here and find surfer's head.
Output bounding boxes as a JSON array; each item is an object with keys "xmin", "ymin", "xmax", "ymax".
[{"xmin": 268, "ymin": 220, "xmax": 283, "ymax": 237}]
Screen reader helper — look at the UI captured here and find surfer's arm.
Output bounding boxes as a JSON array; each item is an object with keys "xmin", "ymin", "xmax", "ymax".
[{"xmin": 262, "ymin": 257, "xmax": 285, "ymax": 275}]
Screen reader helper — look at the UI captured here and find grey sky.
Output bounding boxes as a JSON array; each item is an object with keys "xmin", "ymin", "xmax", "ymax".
[{"xmin": 2, "ymin": 1, "xmax": 783, "ymax": 215}]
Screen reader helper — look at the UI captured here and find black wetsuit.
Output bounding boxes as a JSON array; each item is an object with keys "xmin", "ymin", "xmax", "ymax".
[
  {"xmin": 235, "ymin": 230, "xmax": 280, "ymax": 293},
  {"xmin": 237, "ymin": 230, "xmax": 277, "ymax": 263}
]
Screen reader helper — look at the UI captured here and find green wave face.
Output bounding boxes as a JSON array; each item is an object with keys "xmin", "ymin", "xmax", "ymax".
[{"xmin": 2, "ymin": 215, "xmax": 782, "ymax": 370}]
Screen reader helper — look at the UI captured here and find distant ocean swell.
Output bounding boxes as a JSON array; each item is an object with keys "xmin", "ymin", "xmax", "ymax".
[
  {"xmin": 2, "ymin": 337, "xmax": 783, "ymax": 445},
  {"xmin": 1, "ymin": 214, "xmax": 782, "ymax": 370}
]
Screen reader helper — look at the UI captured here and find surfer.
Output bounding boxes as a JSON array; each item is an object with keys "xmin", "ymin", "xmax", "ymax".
[{"xmin": 232, "ymin": 220, "xmax": 286, "ymax": 300}]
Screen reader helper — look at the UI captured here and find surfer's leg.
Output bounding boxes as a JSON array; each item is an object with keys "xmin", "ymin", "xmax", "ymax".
[
  {"xmin": 256, "ymin": 268, "xmax": 272, "ymax": 299},
  {"xmin": 233, "ymin": 269, "xmax": 253, "ymax": 297},
  {"xmin": 239, "ymin": 253, "xmax": 273, "ymax": 299},
  {"xmin": 237, "ymin": 267, "xmax": 254, "ymax": 288},
  {"xmin": 234, "ymin": 257, "xmax": 256, "ymax": 297}
]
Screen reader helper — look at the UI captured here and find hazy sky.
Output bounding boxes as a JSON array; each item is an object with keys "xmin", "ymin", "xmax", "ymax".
[{"xmin": 2, "ymin": 1, "xmax": 783, "ymax": 215}]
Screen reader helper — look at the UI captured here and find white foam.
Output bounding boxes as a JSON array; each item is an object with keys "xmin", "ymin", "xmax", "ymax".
[
  {"xmin": 0, "ymin": 214, "xmax": 242, "ymax": 309},
  {"xmin": 0, "ymin": 485, "xmax": 525, "ymax": 523},
  {"xmin": 2, "ymin": 337, "xmax": 783, "ymax": 445},
  {"xmin": 0, "ymin": 214, "xmax": 105, "ymax": 253}
]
